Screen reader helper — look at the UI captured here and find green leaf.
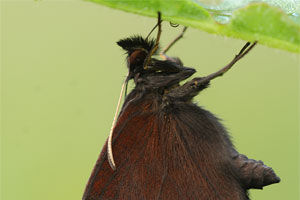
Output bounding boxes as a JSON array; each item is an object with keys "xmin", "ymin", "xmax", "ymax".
[{"xmin": 87, "ymin": 0, "xmax": 300, "ymax": 53}]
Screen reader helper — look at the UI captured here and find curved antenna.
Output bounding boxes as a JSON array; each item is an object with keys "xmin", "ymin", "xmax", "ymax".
[
  {"xmin": 107, "ymin": 73, "xmax": 129, "ymax": 170},
  {"xmin": 107, "ymin": 12, "xmax": 162, "ymax": 170}
]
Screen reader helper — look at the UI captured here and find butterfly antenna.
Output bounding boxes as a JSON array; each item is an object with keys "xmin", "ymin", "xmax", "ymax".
[{"xmin": 107, "ymin": 73, "xmax": 129, "ymax": 170}]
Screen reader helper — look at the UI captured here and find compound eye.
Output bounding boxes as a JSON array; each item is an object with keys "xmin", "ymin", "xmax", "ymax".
[{"xmin": 129, "ymin": 50, "xmax": 147, "ymax": 65}]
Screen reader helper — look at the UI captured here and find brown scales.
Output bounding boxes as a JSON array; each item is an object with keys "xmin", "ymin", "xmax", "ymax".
[{"xmin": 83, "ymin": 12, "xmax": 280, "ymax": 200}]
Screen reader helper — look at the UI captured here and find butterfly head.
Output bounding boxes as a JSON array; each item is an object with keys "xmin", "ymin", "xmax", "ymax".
[{"xmin": 117, "ymin": 36, "xmax": 158, "ymax": 79}]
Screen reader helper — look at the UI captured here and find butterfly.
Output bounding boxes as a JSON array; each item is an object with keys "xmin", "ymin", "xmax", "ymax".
[{"xmin": 82, "ymin": 13, "xmax": 280, "ymax": 200}]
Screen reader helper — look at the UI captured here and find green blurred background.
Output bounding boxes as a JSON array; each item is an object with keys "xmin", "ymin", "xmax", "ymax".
[{"xmin": 1, "ymin": 1, "xmax": 299, "ymax": 199}]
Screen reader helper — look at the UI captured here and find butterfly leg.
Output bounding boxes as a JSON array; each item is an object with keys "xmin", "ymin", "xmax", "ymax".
[
  {"xmin": 166, "ymin": 41, "xmax": 257, "ymax": 101},
  {"xmin": 142, "ymin": 66, "xmax": 196, "ymax": 89},
  {"xmin": 166, "ymin": 76, "xmax": 209, "ymax": 101},
  {"xmin": 144, "ymin": 12, "xmax": 162, "ymax": 69},
  {"xmin": 160, "ymin": 26, "xmax": 188, "ymax": 65}
]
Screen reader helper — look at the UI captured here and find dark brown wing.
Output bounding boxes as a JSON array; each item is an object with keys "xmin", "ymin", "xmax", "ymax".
[
  {"xmin": 82, "ymin": 99, "xmax": 164, "ymax": 200},
  {"xmin": 83, "ymin": 100, "xmax": 249, "ymax": 200}
]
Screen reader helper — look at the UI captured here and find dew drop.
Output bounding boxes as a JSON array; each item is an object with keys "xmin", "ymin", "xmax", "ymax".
[{"xmin": 213, "ymin": 14, "xmax": 231, "ymax": 24}]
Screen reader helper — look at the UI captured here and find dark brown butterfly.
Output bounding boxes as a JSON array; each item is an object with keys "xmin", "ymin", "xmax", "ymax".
[{"xmin": 82, "ymin": 13, "xmax": 280, "ymax": 200}]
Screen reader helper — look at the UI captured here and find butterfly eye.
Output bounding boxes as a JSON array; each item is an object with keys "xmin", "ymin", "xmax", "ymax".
[{"xmin": 129, "ymin": 49, "xmax": 147, "ymax": 65}]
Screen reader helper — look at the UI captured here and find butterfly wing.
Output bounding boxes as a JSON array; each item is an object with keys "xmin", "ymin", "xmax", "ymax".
[
  {"xmin": 82, "ymin": 99, "xmax": 166, "ymax": 200},
  {"xmin": 83, "ymin": 99, "xmax": 249, "ymax": 200}
]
